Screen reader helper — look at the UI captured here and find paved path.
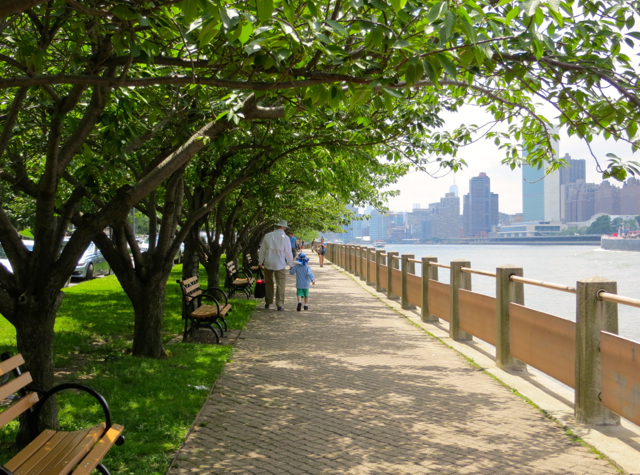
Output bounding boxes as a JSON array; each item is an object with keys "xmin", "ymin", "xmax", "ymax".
[{"xmin": 168, "ymin": 254, "xmax": 619, "ymax": 475}]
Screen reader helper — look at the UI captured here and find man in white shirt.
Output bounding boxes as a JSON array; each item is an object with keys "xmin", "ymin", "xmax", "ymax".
[{"xmin": 258, "ymin": 220, "xmax": 294, "ymax": 310}]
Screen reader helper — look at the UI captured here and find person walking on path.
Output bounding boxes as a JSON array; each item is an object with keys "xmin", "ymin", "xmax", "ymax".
[
  {"xmin": 318, "ymin": 237, "xmax": 327, "ymax": 267},
  {"xmin": 258, "ymin": 220, "xmax": 294, "ymax": 311},
  {"xmin": 289, "ymin": 253, "xmax": 315, "ymax": 311},
  {"xmin": 288, "ymin": 232, "xmax": 298, "ymax": 258}
]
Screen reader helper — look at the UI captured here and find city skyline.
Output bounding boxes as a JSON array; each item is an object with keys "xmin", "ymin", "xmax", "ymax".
[{"xmin": 384, "ymin": 107, "xmax": 639, "ymax": 215}]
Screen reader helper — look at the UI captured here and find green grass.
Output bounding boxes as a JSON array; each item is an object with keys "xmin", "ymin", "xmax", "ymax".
[{"xmin": 0, "ymin": 264, "xmax": 256, "ymax": 474}]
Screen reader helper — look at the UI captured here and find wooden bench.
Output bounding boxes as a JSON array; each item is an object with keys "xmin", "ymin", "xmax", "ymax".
[
  {"xmin": 177, "ymin": 277, "xmax": 231, "ymax": 343},
  {"xmin": 224, "ymin": 261, "xmax": 254, "ymax": 298},
  {"xmin": 245, "ymin": 253, "xmax": 264, "ymax": 279},
  {"xmin": 0, "ymin": 353, "xmax": 124, "ymax": 475}
]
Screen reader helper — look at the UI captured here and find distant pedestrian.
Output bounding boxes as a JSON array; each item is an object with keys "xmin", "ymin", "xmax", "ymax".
[
  {"xmin": 258, "ymin": 220, "xmax": 294, "ymax": 311},
  {"xmin": 318, "ymin": 237, "xmax": 327, "ymax": 267},
  {"xmin": 288, "ymin": 232, "xmax": 298, "ymax": 258},
  {"xmin": 311, "ymin": 239, "xmax": 316, "ymax": 253},
  {"xmin": 289, "ymin": 253, "xmax": 315, "ymax": 311}
]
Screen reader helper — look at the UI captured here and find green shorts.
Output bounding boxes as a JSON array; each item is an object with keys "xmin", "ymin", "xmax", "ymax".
[{"xmin": 296, "ymin": 288, "xmax": 309, "ymax": 298}]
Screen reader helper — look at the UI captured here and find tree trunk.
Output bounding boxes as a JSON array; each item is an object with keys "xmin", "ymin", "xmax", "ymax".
[
  {"xmin": 182, "ymin": 226, "xmax": 202, "ymax": 280},
  {"xmin": 12, "ymin": 289, "xmax": 63, "ymax": 446},
  {"xmin": 204, "ymin": 252, "xmax": 222, "ymax": 290},
  {"xmin": 129, "ymin": 274, "xmax": 168, "ymax": 358}
]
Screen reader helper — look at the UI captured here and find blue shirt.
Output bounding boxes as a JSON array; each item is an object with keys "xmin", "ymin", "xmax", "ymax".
[
  {"xmin": 290, "ymin": 236, "xmax": 297, "ymax": 249},
  {"xmin": 289, "ymin": 263, "xmax": 315, "ymax": 289}
]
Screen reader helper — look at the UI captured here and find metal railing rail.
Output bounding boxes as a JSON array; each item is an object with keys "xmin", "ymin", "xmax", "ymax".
[
  {"xmin": 392, "ymin": 255, "xmax": 401, "ymax": 260},
  {"xmin": 460, "ymin": 267, "xmax": 496, "ymax": 278},
  {"xmin": 509, "ymin": 275, "xmax": 577, "ymax": 294},
  {"xmin": 598, "ymin": 291, "xmax": 640, "ymax": 309},
  {"xmin": 408, "ymin": 258, "xmax": 421, "ymax": 264},
  {"xmin": 429, "ymin": 262, "xmax": 450, "ymax": 269}
]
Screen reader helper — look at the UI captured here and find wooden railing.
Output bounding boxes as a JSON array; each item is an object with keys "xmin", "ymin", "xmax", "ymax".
[{"xmin": 326, "ymin": 243, "xmax": 640, "ymax": 428}]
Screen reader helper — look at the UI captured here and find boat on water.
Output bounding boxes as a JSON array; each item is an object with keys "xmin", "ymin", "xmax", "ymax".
[
  {"xmin": 601, "ymin": 231, "xmax": 640, "ymax": 251},
  {"xmin": 373, "ymin": 240, "xmax": 385, "ymax": 248}
]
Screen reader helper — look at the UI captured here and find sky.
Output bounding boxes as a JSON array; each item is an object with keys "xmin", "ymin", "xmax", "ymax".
[{"xmin": 384, "ymin": 106, "xmax": 639, "ymax": 215}]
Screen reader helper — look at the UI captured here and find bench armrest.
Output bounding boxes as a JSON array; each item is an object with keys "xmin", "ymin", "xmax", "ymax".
[
  {"xmin": 34, "ymin": 383, "xmax": 121, "ymax": 439},
  {"xmin": 202, "ymin": 287, "xmax": 229, "ymax": 307}
]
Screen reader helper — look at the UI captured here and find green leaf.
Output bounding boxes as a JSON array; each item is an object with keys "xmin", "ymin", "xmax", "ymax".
[
  {"xmin": 112, "ymin": 5, "xmax": 138, "ymax": 20},
  {"xmin": 438, "ymin": 53, "xmax": 456, "ymax": 78},
  {"xmin": 368, "ymin": 0, "xmax": 388, "ymax": 12},
  {"xmin": 523, "ymin": 0, "xmax": 540, "ymax": 16},
  {"xmin": 390, "ymin": 0, "xmax": 408, "ymax": 13},
  {"xmin": 325, "ymin": 19, "xmax": 347, "ymax": 36},
  {"xmin": 256, "ymin": 0, "xmax": 274, "ymax": 22},
  {"xmin": 441, "ymin": 10, "xmax": 456, "ymax": 42},
  {"xmin": 427, "ymin": 2, "xmax": 448, "ymax": 23},
  {"xmin": 199, "ymin": 17, "xmax": 221, "ymax": 45},
  {"xmin": 238, "ymin": 22, "xmax": 253, "ymax": 44},
  {"xmin": 307, "ymin": 0, "xmax": 319, "ymax": 17},
  {"xmin": 505, "ymin": 6, "xmax": 519, "ymax": 24}
]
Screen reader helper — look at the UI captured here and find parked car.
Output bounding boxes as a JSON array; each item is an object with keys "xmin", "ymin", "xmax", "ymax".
[
  {"xmin": 140, "ymin": 236, "xmax": 184, "ymax": 263},
  {"xmin": 0, "ymin": 240, "xmax": 34, "ymax": 273},
  {"xmin": 72, "ymin": 241, "xmax": 110, "ymax": 279}
]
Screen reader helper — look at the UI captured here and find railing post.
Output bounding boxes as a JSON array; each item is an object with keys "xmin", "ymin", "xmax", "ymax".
[
  {"xmin": 375, "ymin": 249, "xmax": 385, "ymax": 293},
  {"xmin": 349, "ymin": 245, "xmax": 354, "ymax": 274},
  {"xmin": 386, "ymin": 251, "xmax": 399, "ymax": 300},
  {"xmin": 366, "ymin": 247, "xmax": 374, "ymax": 285},
  {"xmin": 401, "ymin": 254, "xmax": 415, "ymax": 310},
  {"xmin": 346, "ymin": 245, "xmax": 351, "ymax": 273},
  {"xmin": 496, "ymin": 265, "xmax": 527, "ymax": 371},
  {"xmin": 422, "ymin": 256, "xmax": 439, "ymax": 322},
  {"xmin": 450, "ymin": 259, "xmax": 473, "ymax": 341},
  {"xmin": 575, "ymin": 276, "xmax": 620, "ymax": 425},
  {"xmin": 340, "ymin": 244, "xmax": 344, "ymax": 268},
  {"xmin": 353, "ymin": 246, "xmax": 359, "ymax": 277},
  {"xmin": 359, "ymin": 247, "xmax": 366, "ymax": 281}
]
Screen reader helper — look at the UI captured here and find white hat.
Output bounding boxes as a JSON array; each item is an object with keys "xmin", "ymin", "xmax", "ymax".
[{"xmin": 276, "ymin": 220, "xmax": 288, "ymax": 227}]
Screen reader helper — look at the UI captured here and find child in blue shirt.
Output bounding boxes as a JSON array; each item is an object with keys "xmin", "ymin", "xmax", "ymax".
[{"xmin": 289, "ymin": 253, "xmax": 315, "ymax": 311}]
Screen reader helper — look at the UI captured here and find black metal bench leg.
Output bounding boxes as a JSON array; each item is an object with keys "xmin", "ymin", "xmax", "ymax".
[
  {"xmin": 214, "ymin": 320, "xmax": 224, "ymax": 338},
  {"xmin": 209, "ymin": 324, "xmax": 220, "ymax": 344},
  {"xmin": 96, "ymin": 463, "xmax": 111, "ymax": 475},
  {"xmin": 182, "ymin": 319, "xmax": 190, "ymax": 342},
  {"xmin": 220, "ymin": 316, "xmax": 228, "ymax": 331}
]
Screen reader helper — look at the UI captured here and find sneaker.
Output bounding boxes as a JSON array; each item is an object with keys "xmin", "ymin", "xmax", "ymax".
[
  {"xmin": 277, "ymin": 306, "xmax": 284, "ymax": 311},
  {"xmin": 297, "ymin": 302, "xmax": 302, "ymax": 312},
  {"xmin": 304, "ymin": 305, "xmax": 309, "ymax": 310},
  {"xmin": 264, "ymin": 304, "xmax": 270, "ymax": 309}
]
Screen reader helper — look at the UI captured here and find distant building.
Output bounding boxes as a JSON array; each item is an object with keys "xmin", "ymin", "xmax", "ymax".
[
  {"xmin": 561, "ymin": 180, "xmax": 598, "ymax": 223},
  {"xmin": 463, "ymin": 173, "xmax": 499, "ymax": 237},
  {"xmin": 595, "ymin": 181, "xmax": 621, "ymax": 215},
  {"xmin": 523, "ymin": 164, "xmax": 545, "ymax": 222},
  {"xmin": 369, "ymin": 209, "xmax": 386, "ymax": 241},
  {"xmin": 429, "ymin": 192, "xmax": 460, "ymax": 239},
  {"xmin": 496, "ymin": 221, "xmax": 567, "ymax": 238},
  {"xmin": 559, "ymin": 154, "xmax": 586, "ymax": 186},
  {"xmin": 621, "ymin": 178, "xmax": 640, "ymax": 215}
]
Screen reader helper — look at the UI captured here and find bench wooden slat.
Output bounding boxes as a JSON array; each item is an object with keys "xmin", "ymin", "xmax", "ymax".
[
  {"xmin": 0, "ymin": 371, "xmax": 32, "ymax": 401},
  {"xmin": 46, "ymin": 424, "xmax": 105, "ymax": 475},
  {"xmin": 3, "ymin": 430, "xmax": 56, "ymax": 473},
  {"xmin": 0, "ymin": 391, "xmax": 39, "ymax": 429},
  {"xmin": 25, "ymin": 428, "xmax": 92, "ymax": 475},
  {"xmin": 0, "ymin": 353, "xmax": 25, "ymax": 376},
  {"xmin": 182, "ymin": 276, "xmax": 199, "ymax": 286},
  {"xmin": 6, "ymin": 431, "xmax": 67, "ymax": 474},
  {"xmin": 72, "ymin": 424, "xmax": 124, "ymax": 475}
]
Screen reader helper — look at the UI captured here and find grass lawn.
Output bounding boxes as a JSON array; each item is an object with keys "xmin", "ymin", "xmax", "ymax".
[{"xmin": 0, "ymin": 264, "xmax": 256, "ymax": 474}]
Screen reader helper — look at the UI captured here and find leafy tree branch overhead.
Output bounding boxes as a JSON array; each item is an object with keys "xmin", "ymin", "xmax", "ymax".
[{"xmin": 2, "ymin": 0, "xmax": 639, "ymax": 176}]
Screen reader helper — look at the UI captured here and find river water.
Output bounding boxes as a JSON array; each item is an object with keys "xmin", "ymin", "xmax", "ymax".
[{"xmin": 377, "ymin": 244, "xmax": 640, "ymax": 342}]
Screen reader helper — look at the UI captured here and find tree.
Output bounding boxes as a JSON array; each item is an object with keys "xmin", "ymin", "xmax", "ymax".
[
  {"xmin": 2, "ymin": 0, "xmax": 640, "ymax": 436},
  {"xmin": 588, "ymin": 215, "xmax": 613, "ymax": 235}
]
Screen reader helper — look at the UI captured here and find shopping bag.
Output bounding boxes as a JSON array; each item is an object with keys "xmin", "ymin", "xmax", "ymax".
[{"xmin": 254, "ymin": 280, "xmax": 266, "ymax": 298}]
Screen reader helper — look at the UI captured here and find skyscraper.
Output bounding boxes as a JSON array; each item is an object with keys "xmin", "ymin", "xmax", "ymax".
[
  {"xmin": 462, "ymin": 173, "xmax": 499, "ymax": 237},
  {"xmin": 369, "ymin": 209, "xmax": 387, "ymax": 241},
  {"xmin": 522, "ymin": 164, "xmax": 545, "ymax": 221}
]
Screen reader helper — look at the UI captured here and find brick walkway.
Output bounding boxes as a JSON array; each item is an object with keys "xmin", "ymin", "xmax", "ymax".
[{"xmin": 168, "ymin": 254, "xmax": 619, "ymax": 475}]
